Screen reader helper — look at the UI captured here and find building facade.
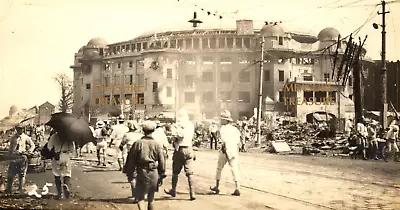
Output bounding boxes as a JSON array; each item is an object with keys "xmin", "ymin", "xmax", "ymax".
[
  {"xmin": 37, "ymin": 102, "xmax": 55, "ymax": 124},
  {"xmin": 71, "ymin": 20, "xmax": 363, "ymax": 122}
]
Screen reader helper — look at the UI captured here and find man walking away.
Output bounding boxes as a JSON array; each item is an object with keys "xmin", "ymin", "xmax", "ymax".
[
  {"xmin": 124, "ymin": 121, "xmax": 166, "ymax": 210},
  {"xmin": 152, "ymin": 121, "xmax": 170, "ymax": 164},
  {"xmin": 95, "ymin": 121, "xmax": 108, "ymax": 166},
  {"xmin": 120, "ymin": 120, "xmax": 143, "ymax": 201},
  {"xmin": 210, "ymin": 110, "xmax": 241, "ymax": 196},
  {"xmin": 367, "ymin": 122, "xmax": 379, "ymax": 160},
  {"xmin": 164, "ymin": 109, "xmax": 197, "ymax": 200},
  {"xmin": 356, "ymin": 118, "xmax": 368, "ymax": 160},
  {"xmin": 110, "ymin": 117, "xmax": 129, "ymax": 171},
  {"xmin": 384, "ymin": 124, "xmax": 400, "ymax": 162},
  {"xmin": 47, "ymin": 132, "xmax": 75, "ymax": 200},
  {"xmin": 6, "ymin": 125, "xmax": 35, "ymax": 194},
  {"xmin": 209, "ymin": 122, "xmax": 218, "ymax": 150}
]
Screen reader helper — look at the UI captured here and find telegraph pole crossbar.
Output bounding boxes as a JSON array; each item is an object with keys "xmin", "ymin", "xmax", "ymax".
[{"xmin": 379, "ymin": 0, "xmax": 390, "ymax": 128}]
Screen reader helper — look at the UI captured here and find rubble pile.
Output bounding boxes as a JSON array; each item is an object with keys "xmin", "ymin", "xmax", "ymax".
[{"xmin": 272, "ymin": 120, "xmax": 349, "ymax": 156}]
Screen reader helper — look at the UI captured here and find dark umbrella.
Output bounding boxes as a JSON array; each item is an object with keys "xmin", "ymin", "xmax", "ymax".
[{"xmin": 46, "ymin": 112, "xmax": 95, "ymax": 147}]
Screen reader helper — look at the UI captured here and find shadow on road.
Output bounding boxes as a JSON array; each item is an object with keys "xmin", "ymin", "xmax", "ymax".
[{"xmin": 81, "ymin": 197, "xmax": 136, "ymax": 204}]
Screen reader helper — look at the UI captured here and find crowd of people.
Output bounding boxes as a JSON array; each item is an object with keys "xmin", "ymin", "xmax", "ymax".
[
  {"xmin": 3, "ymin": 111, "xmax": 400, "ymax": 210},
  {"xmin": 346, "ymin": 117, "xmax": 400, "ymax": 162}
]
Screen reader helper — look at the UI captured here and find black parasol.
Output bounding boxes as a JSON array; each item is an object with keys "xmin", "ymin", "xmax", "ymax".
[{"xmin": 46, "ymin": 112, "xmax": 95, "ymax": 147}]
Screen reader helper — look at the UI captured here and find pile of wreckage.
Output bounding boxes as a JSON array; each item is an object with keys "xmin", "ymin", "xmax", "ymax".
[{"xmin": 268, "ymin": 118, "xmax": 349, "ymax": 156}]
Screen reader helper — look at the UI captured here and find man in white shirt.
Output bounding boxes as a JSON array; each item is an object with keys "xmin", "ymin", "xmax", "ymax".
[
  {"xmin": 110, "ymin": 117, "xmax": 129, "ymax": 171},
  {"xmin": 6, "ymin": 125, "xmax": 35, "ymax": 194},
  {"xmin": 210, "ymin": 110, "xmax": 241, "ymax": 196},
  {"xmin": 164, "ymin": 109, "xmax": 196, "ymax": 200},
  {"xmin": 152, "ymin": 121, "xmax": 170, "ymax": 160},
  {"xmin": 356, "ymin": 118, "xmax": 368, "ymax": 160},
  {"xmin": 209, "ymin": 122, "xmax": 218, "ymax": 150},
  {"xmin": 95, "ymin": 121, "xmax": 108, "ymax": 166},
  {"xmin": 47, "ymin": 132, "xmax": 75, "ymax": 199},
  {"xmin": 384, "ymin": 124, "xmax": 400, "ymax": 162}
]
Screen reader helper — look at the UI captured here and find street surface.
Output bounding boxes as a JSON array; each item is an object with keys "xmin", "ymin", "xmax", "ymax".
[{"xmin": 21, "ymin": 149, "xmax": 400, "ymax": 210}]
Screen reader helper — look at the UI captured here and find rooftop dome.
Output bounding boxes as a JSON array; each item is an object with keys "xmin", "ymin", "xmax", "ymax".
[
  {"xmin": 260, "ymin": 23, "xmax": 285, "ymax": 37},
  {"xmin": 78, "ymin": 46, "xmax": 85, "ymax": 53},
  {"xmin": 317, "ymin": 27, "xmax": 340, "ymax": 42},
  {"xmin": 87, "ymin": 37, "xmax": 108, "ymax": 48},
  {"xmin": 9, "ymin": 105, "xmax": 19, "ymax": 116}
]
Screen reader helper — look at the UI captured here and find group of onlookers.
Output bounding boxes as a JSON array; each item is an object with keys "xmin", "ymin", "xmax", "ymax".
[{"xmin": 348, "ymin": 117, "xmax": 400, "ymax": 162}]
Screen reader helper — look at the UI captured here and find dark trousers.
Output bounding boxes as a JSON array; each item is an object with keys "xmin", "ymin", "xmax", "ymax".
[{"xmin": 210, "ymin": 132, "xmax": 218, "ymax": 150}]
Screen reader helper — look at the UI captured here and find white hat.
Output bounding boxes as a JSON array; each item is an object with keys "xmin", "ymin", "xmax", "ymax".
[
  {"xmin": 96, "ymin": 121, "xmax": 105, "ymax": 128},
  {"xmin": 142, "ymin": 120, "xmax": 157, "ymax": 131},
  {"xmin": 220, "ymin": 110, "xmax": 233, "ymax": 122},
  {"xmin": 127, "ymin": 120, "xmax": 140, "ymax": 130}
]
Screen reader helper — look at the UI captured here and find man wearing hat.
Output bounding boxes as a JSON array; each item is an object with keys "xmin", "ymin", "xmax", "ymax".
[
  {"xmin": 356, "ymin": 117, "xmax": 368, "ymax": 160},
  {"xmin": 164, "ymin": 109, "xmax": 196, "ymax": 200},
  {"xmin": 95, "ymin": 121, "xmax": 108, "ymax": 166},
  {"xmin": 6, "ymin": 125, "xmax": 35, "ymax": 194},
  {"xmin": 110, "ymin": 116, "xmax": 129, "ymax": 171},
  {"xmin": 124, "ymin": 120, "xmax": 166, "ymax": 210},
  {"xmin": 210, "ymin": 110, "xmax": 241, "ymax": 196},
  {"xmin": 384, "ymin": 124, "xmax": 400, "ymax": 162},
  {"xmin": 367, "ymin": 121, "xmax": 379, "ymax": 160}
]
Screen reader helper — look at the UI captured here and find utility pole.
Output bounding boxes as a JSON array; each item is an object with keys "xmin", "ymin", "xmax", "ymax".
[
  {"xmin": 354, "ymin": 46, "xmax": 363, "ymax": 121},
  {"xmin": 255, "ymin": 37, "xmax": 265, "ymax": 147},
  {"xmin": 378, "ymin": 0, "xmax": 390, "ymax": 128}
]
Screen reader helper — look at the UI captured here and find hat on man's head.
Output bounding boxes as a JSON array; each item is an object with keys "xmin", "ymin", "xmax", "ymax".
[
  {"xmin": 142, "ymin": 120, "xmax": 157, "ymax": 131},
  {"xmin": 127, "ymin": 120, "xmax": 140, "ymax": 130},
  {"xmin": 221, "ymin": 110, "xmax": 233, "ymax": 122},
  {"xmin": 96, "ymin": 121, "xmax": 105, "ymax": 128},
  {"xmin": 15, "ymin": 125, "xmax": 23, "ymax": 129}
]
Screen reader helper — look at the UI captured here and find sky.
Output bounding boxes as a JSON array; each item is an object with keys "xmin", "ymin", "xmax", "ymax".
[{"xmin": 0, "ymin": 0, "xmax": 399, "ymax": 119}]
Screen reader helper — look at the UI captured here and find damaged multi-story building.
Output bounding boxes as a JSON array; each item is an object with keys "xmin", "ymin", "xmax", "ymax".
[{"xmin": 70, "ymin": 20, "xmax": 371, "ymax": 122}]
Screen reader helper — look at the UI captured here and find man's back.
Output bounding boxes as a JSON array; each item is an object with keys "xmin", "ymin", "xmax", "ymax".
[{"xmin": 131, "ymin": 137, "xmax": 163, "ymax": 165}]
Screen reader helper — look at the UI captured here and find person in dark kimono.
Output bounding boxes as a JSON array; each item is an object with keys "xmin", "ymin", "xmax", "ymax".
[{"xmin": 124, "ymin": 120, "xmax": 166, "ymax": 210}]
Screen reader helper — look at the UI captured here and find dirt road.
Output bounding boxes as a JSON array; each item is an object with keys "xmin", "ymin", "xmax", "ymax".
[{"xmin": 11, "ymin": 150, "xmax": 400, "ymax": 210}]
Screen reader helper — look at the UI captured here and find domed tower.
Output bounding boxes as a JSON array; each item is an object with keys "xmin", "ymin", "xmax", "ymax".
[
  {"xmin": 83, "ymin": 37, "xmax": 108, "ymax": 60},
  {"xmin": 260, "ymin": 22, "xmax": 286, "ymax": 49},
  {"xmin": 317, "ymin": 27, "xmax": 340, "ymax": 50},
  {"xmin": 9, "ymin": 105, "xmax": 19, "ymax": 116},
  {"xmin": 80, "ymin": 37, "xmax": 108, "ymax": 119}
]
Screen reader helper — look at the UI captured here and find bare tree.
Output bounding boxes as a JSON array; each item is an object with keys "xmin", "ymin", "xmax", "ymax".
[{"xmin": 54, "ymin": 73, "xmax": 73, "ymax": 113}]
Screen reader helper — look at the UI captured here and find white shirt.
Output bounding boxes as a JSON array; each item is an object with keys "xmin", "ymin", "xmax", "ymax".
[
  {"xmin": 110, "ymin": 124, "xmax": 129, "ymax": 141},
  {"xmin": 47, "ymin": 133, "xmax": 75, "ymax": 154},
  {"xmin": 209, "ymin": 124, "xmax": 218, "ymax": 133},
  {"xmin": 385, "ymin": 128, "xmax": 398, "ymax": 140},
  {"xmin": 122, "ymin": 131, "xmax": 143, "ymax": 146},
  {"xmin": 172, "ymin": 121, "xmax": 195, "ymax": 147},
  {"xmin": 152, "ymin": 127, "xmax": 169, "ymax": 149},
  {"xmin": 9, "ymin": 133, "xmax": 35, "ymax": 154},
  {"xmin": 356, "ymin": 123, "xmax": 367, "ymax": 137},
  {"xmin": 220, "ymin": 124, "xmax": 241, "ymax": 158},
  {"xmin": 345, "ymin": 120, "xmax": 353, "ymax": 132}
]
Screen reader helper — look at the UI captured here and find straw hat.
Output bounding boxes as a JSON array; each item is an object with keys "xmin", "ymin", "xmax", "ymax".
[
  {"xmin": 96, "ymin": 121, "xmax": 105, "ymax": 128},
  {"xmin": 127, "ymin": 120, "xmax": 140, "ymax": 130},
  {"xmin": 142, "ymin": 120, "xmax": 157, "ymax": 131},
  {"xmin": 220, "ymin": 110, "xmax": 233, "ymax": 122}
]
